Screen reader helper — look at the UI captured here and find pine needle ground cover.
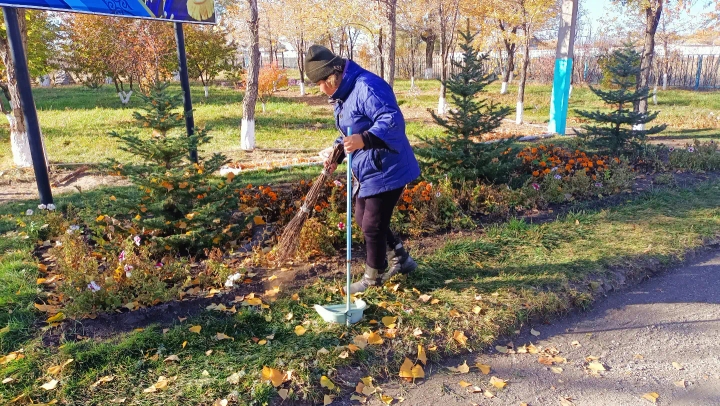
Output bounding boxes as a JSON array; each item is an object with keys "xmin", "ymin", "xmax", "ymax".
[{"xmin": 2, "ymin": 179, "xmax": 720, "ymax": 405}]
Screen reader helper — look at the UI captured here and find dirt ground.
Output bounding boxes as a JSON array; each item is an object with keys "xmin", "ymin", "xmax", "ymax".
[{"xmin": 348, "ymin": 248, "xmax": 720, "ymax": 406}]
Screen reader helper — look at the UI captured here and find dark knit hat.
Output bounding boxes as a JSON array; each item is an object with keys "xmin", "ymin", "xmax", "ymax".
[{"xmin": 305, "ymin": 45, "xmax": 345, "ymax": 83}]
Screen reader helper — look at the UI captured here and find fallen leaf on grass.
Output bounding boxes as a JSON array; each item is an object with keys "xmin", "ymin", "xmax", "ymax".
[
  {"xmin": 353, "ymin": 335, "xmax": 368, "ymax": 349},
  {"xmin": 367, "ymin": 332, "xmax": 384, "ymax": 345},
  {"xmin": 323, "ymin": 395, "xmax": 334, "ymax": 405},
  {"xmin": 47, "ymin": 359, "xmax": 74, "ymax": 375},
  {"xmin": 642, "ymin": 392, "xmax": 659, "ymax": 403},
  {"xmin": 672, "ymin": 362, "xmax": 684, "ymax": 370},
  {"xmin": 530, "ymin": 328, "xmax": 541, "ymax": 337},
  {"xmin": 226, "ymin": 372, "xmax": 241, "ymax": 385},
  {"xmin": 447, "ymin": 360, "xmax": 470, "ymax": 373},
  {"xmin": 110, "ymin": 398, "xmax": 126, "ymax": 403},
  {"xmin": 380, "ymin": 394, "xmax": 394, "ymax": 404},
  {"xmin": 278, "ymin": 389, "xmax": 289, "ymax": 400},
  {"xmin": 476, "ymin": 363, "xmax": 491, "ymax": 375},
  {"xmin": 453, "ymin": 330, "xmax": 468, "ymax": 346},
  {"xmin": 430, "ymin": 299, "xmax": 440, "ymax": 305},
  {"xmin": 164, "ymin": 355, "xmax": 180, "ymax": 363},
  {"xmin": 182, "ymin": 341, "xmax": 187, "ymax": 348},
  {"xmin": 143, "ymin": 376, "xmax": 172, "ymax": 393},
  {"xmin": 41, "ymin": 379, "xmax": 58, "ymax": 390},
  {"xmin": 320, "ymin": 375, "xmax": 336, "ymax": 390},
  {"xmin": 490, "ymin": 376, "xmax": 507, "ymax": 389},
  {"xmin": 417, "ymin": 345, "xmax": 427, "ymax": 364},
  {"xmin": 449, "ymin": 309, "xmax": 461, "ymax": 318},
  {"xmin": 382, "ymin": 316, "xmax": 397, "ymax": 328},
  {"xmin": 472, "ymin": 306, "xmax": 482, "ymax": 315},
  {"xmin": 46, "ymin": 312, "xmax": 65, "ymax": 323},
  {"xmin": 418, "ymin": 294, "xmax": 432, "ymax": 303},
  {"xmin": 347, "ymin": 344, "xmax": 361, "ymax": 353},
  {"xmin": 215, "ymin": 332, "xmax": 234, "ymax": 341},
  {"xmin": 188, "ymin": 325, "xmax": 201, "ymax": 334},
  {"xmin": 674, "ymin": 380, "xmax": 686, "ymax": 388},
  {"xmin": 213, "ymin": 400, "xmax": 228, "ymax": 406},
  {"xmin": 261, "ymin": 366, "xmax": 285, "ymax": 387},
  {"xmin": 338, "ymin": 351, "xmax": 349, "ymax": 359},
  {"xmin": 205, "ymin": 350, "xmax": 213, "ymax": 356},
  {"xmin": 399, "ymin": 358, "xmax": 424, "ymax": 379},
  {"xmin": 2, "ymin": 377, "xmax": 14, "ymax": 384}
]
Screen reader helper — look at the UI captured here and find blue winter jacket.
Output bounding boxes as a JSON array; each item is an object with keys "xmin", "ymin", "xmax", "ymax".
[{"xmin": 331, "ymin": 60, "xmax": 420, "ymax": 198}]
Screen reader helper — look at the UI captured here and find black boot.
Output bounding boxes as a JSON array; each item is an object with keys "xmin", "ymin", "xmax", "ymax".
[
  {"xmin": 382, "ymin": 242, "xmax": 417, "ymax": 282},
  {"xmin": 345, "ymin": 264, "xmax": 384, "ymax": 295}
]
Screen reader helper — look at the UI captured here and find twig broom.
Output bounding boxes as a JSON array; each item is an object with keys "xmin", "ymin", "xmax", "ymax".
[{"xmin": 275, "ymin": 143, "xmax": 345, "ymax": 263}]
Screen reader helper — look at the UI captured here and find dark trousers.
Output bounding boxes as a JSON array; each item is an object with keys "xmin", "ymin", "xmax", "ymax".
[{"xmin": 354, "ymin": 187, "xmax": 404, "ymax": 270}]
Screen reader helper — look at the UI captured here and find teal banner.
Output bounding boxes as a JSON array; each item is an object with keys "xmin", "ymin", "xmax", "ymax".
[{"xmin": 548, "ymin": 58, "xmax": 573, "ymax": 135}]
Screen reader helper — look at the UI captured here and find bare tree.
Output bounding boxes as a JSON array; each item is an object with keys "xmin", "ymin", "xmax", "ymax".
[{"xmin": 241, "ymin": 0, "xmax": 260, "ymax": 150}]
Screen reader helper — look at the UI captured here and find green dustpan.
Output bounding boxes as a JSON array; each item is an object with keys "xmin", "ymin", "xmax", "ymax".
[{"xmin": 315, "ymin": 127, "xmax": 365, "ymax": 326}]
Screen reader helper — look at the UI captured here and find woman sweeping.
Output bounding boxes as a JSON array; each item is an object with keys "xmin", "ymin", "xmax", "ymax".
[{"xmin": 305, "ymin": 45, "xmax": 420, "ymax": 294}]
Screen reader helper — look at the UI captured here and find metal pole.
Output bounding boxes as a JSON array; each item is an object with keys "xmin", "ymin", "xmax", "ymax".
[
  {"xmin": 3, "ymin": 7, "xmax": 53, "ymax": 204},
  {"xmin": 548, "ymin": 0, "xmax": 579, "ymax": 135},
  {"xmin": 345, "ymin": 127, "xmax": 353, "ymax": 326},
  {"xmin": 174, "ymin": 22, "xmax": 197, "ymax": 162},
  {"xmin": 695, "ymin": 55, "xmax": 703, "ymax": 91}
]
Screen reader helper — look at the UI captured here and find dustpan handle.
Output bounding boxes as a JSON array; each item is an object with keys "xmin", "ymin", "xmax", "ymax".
[{"xmin": 345, "ymin": 127, "xmax": 352, "ymax": 325}]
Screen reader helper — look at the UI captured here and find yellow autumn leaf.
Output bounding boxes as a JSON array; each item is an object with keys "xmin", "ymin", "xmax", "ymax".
[
  {"xmin": 47, "ymin": 359, "xmax": 74, "ymax": 375},
  {"xmin": 367, "ymin": 332, "xmax": 384, "ymax": 345},
  {"xmin": 642, "ymin": 392, "xmax": 659, "ymax": 403},
  {"xmin": 215, "ymin": 332, "xmax": 234, "ymax": 341},
  {"xmin": 294, "ymin": 325, "xmax": 306, "ymax": 336},
  {"xmin": 381, "ymin": 316, "xmax": 397, "ymax": 328},
  {"xmin": 472, "ymin": 306, "xmax": 482, "ymax": 315},
  {"xmin": 46, "ymin": 312, "xmax": 65, "ymax": 323},
  {"xmin": 412, "ymin": 363, "xmax": 425, "ymax": 378},
  {"xmin": 453, "ymin": 330, "xmax": 468, "ymax": 346},
  {"xmin": 243, "ymin": 298, "xmax": 263, "ymax": 306},
  {"xmin": 399, "ymin": 357, "xmax": 414, "ymax": 378},
  {"xmin": 430, "ymin": 298, "xmax": 440, "ymax": 304},
  {"xmin": 320, "ymin": 375, "xmax": 336, "ymax": 390},
  {"xmin": 490, "ymin": 376, "xmax": 507, "ymax": 389},
  {"xmin": 380, "ymin": 394, "xmax": 394, "ymax": 404},
  {"xmin": 587, "ymin": 361, "xmax": 606, "ymax": 372},
  {"xmin": 96, "ymin": 215, "xmax": 105, "ymax": 222},
  {"xmin": 324, "ymin": 394, "xmax": 335, "ymax": 405},
  {"xmin": 261, "ymin": 366, "xmax": 284, "ymax": 387},
  {"xmin": 90, "ymin": 375, "xmax": 114, "ymax": 388},
  {"xmin": 551, "ymin": 367, "xmax": 564, "ymax": 374},
  {"xmin": 347, "ymin": 344, "xmax": 361, "ymax": 353},
  {"xmin": 258, "ymin": 339, "xmax": 267, "ymax": 345},
  {"xmin": 476, "ymin": 363, "xmax": 491, "ymax": 375},
  {"xmin": 188, "ymin": 325, "xmax": 202, "ymax": 334},
  {"xmin": 459, "ymin": 380, "xmax": 472, "ymax": 388},
  {"xmin": 447, "ymin": 360, "xmax": 470, "ymax": 373},
  {"xmin": 182, "ymin": 341, "xmax": 187, "ymax": 349},
  {"xmin": 253, "ymin": 216, "xmax": 266, "ymax": 225},
  {"xmin": 417, "ymin": 344, "xmax": 427, "ymax": 364},
  {"xmin": 449, "ymin": 309, "xmax": 461, "ymax": 318}
]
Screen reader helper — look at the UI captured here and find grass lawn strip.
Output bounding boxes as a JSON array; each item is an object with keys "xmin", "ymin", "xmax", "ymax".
[{"xmin": 1, "ymin": 180, "xmax": 719, "ymax": 405}]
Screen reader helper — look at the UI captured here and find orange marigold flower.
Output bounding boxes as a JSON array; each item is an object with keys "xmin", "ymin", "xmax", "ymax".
[
  {"xmin": 588, "ymin": 162, "xmax": 593, "ymax": 168},
  {"xmin": 314, "ymin": 205, "xmax": 322, "ymax": 212},
  {"xmin": 565, "ymin": 165, "xmax": 572, "ymax": 171},
  {"xmin": 543, "ymin": 168, "xmax": 551, "ymax": 174},
  {"xmin": 592, "ymin": 175, "xmax": 597, "ymax": 180},
  {"xmin": 531, "ymin": 148, "xmax": 538, "ymax": 154},
  {"xmin": 569, "ymin": 159, "xmax": 575, "ymax": 164},
  {"xmin": 539, "ymin": 161, "xmax": 547, "ymax": 167},
  {"xmin": 532, "ymin": 170, "xmax": 540, "ymax": 177},
  {"xmin": 597, "ymin": 160, "xmax": 604, "ymax": 166}
]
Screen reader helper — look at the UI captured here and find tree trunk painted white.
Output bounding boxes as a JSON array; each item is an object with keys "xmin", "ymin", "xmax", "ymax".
[
  {"xmin": 663, "ymin": 73, "xmax": 667, "ymax": 90},
  {"xmin": 410, "ymin": 76, "xmax": 415, "ymax": 89},
  {"xmin": 633, "ymin": 123, "xmax": 645, "ymax": 131},
  {"xmin": 509, "ymin": 71, "xmax": 514, "ymax": 84},
  {"xmin": 241, "ymin": 0, "xmax": 260, "ymax": 151},
  {"xmin": 437, "ymin": 96, "xmax": 446, "ymax": 116},
  {"xmin": 240, "ymin": 118, "xmax": 255, "ymax": 151},
  {"xmin": 40, "ymin": 76, "xmax": 50, "ymax": 87},
  {"xmin": 515, "ymin": 101, "xmax": 524, "ymax": 125},
  {"xmin": 500, "ymin": 82, "xmax": 508, "ymax": 94},
  {"xmin": 569, "ymin": 85, "xmax": 573, "ymax": 98},
  {"xmin": 118, "ymin": 91, "xmax": 133, "ymax": 105},
  {"xmin": 425, "ymin": 67, "xmax": 432, "ymax": 79},
  {"xmin": 299, "ymin": 82, "xmax": 305, "ymax": 96},
  {"xmin": 204, "ymin": 85, "xmax": 209, "ymax": 98},
  {"xmin": 7, "ymin": 114, "xmax": 31, "ymax": 167},
  {"xmin": 653, "ymin": 85, "xmax": 658, "ymax": 105},
  {"xmin": 261, "ymin": 102, "xmax": 266, "ymax": 113}
]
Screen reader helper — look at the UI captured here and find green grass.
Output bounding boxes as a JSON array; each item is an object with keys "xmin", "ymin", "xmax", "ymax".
[
  {"xmin": 3, "ymin": 80, "xmax": 717, "ymax": 170},
  {"xmin": 2, "ymin": 179, "xmax": 720, "ymax": 405}
]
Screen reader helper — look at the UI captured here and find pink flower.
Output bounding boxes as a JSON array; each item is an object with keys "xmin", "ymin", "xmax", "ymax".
[
  {"xmin": 118, "ymin": 250, "xmax": 126, "ymax": 262},
  {"xmin": 532, "ymin": 183, "xmax": 540, "ymax": 191},
  {"xmin": 155, "ymin": 262, "xmax": 164, "ymax": 268},
  {"xmin": 124, "ymin": 264, "xmax": 133, "ymax": 278},
  {"xmin": 133, "ymin": 235, "xmax": 141, "ymax": 246},
  {"xmin": 333, "ymin": 180, "xmax": 343, "ymax": 187},
  {"xmin": 338, "ymin": 222, "xmax": 345, "ymax": 231}
]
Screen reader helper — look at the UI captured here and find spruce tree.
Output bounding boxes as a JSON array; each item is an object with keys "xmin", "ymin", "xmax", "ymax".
[
  {"xmin": 105, "ymin": 83, "xmax": 244, "ymax": 254},
  {"xmin": 417, "ymin": 26, "xmax": 515, "ymax": 184},
  {"xmin": 576, "ymin": 45, "xmax": 666, "ymax": 154}
]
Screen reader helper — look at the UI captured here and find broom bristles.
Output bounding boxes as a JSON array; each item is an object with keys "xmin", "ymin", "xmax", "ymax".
[{"xmin": 275, "ymin": 144, "xmax": 345, "ymax": 263}]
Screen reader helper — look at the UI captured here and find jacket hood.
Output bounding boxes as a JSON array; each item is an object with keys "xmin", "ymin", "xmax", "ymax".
[{"xmin": 331, "ymin": 60, "xmax": 365, "ymax": 102}]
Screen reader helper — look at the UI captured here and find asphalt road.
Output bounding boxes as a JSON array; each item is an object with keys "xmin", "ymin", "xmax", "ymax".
[{"xmin": 362, "ymin": 250, "xmax": 720, "ymax": 406}]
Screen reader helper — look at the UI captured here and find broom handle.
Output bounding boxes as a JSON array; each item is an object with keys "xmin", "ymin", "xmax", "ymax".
[{"xmin": 346, "ymin": 127, "xmax": 352, "ymax": 326}]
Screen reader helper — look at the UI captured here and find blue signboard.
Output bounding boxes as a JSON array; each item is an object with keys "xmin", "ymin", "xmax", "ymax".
[{"xmin": 0, "ymin": 0, "xmax": 216, "ymax": 24}]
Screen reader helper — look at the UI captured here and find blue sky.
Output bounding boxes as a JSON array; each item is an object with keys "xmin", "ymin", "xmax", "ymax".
[{"xmin": 585, "ymin": 0, "xmax": 714, "ymax": 22}]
